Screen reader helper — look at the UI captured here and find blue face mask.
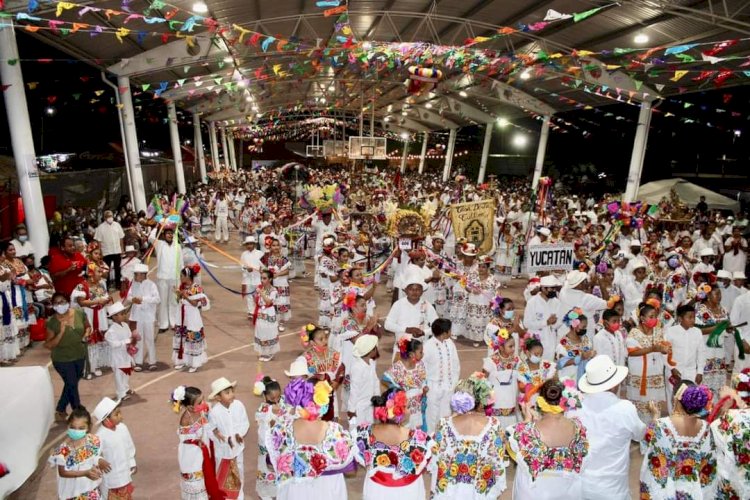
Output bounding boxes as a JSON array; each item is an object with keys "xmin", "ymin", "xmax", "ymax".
[
  {"xmin": 67, "ymin": 428, "xmax": 87, "ymax": 441},
  {"xmin": 503, "ymin": 310, "xmax": 515, "ymax": 320}
]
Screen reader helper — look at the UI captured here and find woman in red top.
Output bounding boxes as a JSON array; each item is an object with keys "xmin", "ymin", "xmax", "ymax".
[{"xmin": 48, "ymin": 235, "xmax": 87, "ymax": 298}]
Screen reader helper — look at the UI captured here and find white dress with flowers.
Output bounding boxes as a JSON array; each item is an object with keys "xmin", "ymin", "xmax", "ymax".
[
  {"xmin": 482, "ymin": 354, "xmax": 520, "ymax": 428},
  {"xmin": 639, "ymin": 417, "xmax": 717, "ymax": 499},
  {"xmin": 466, "ymin": 273, "xmax": 498, "ymax": 342},
  {"xmin": 710, "ymin": 409, "xmax": 750, "ymax": 500},
  {"xmin": 695, "ymin": 303, "xmax": 730, "ymax": 399},
  {"xmin": 355, "ymin": 425, "xmax": 435, "ymax": 500},
  {"xmin": 255, "ymin": 400, "xmax": 292, "ymax": 499},
  {"xmin": 266, "ymin": 419, "xmax": 357, "ymax": 500},
  {"xmin": 177, "ymin": 413, "xmax": 210, "ymax": 500},
  {"xmin": 626, "ymin": 328, "xmax": 669, "ymax": 424},
  {"xmin": 49, "ymin": 434, "xmax": 103, "ymax": 500},
  {"xmin": 430, "ymin": 416, "xmax": 508, "ymax": 500}
]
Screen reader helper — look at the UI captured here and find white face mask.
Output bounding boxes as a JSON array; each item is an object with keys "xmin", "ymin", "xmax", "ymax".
[
  {"xmin": 718, "ymin": 281, "xmax": 729, "ymax": 289},
  {"xmin": 53, "ymin": 303, "xmax": 70, "ymax": 315},
  {"xmin": 529, "ymin": 354, "xmax": 542, "ymax": 364},
  {"xmin": 18, "ymin": 235, "xmax": 28, "ymax": 242},
  {"xmin": 106, "ymin": 217, "xmax": 114, "ymax": 224}
]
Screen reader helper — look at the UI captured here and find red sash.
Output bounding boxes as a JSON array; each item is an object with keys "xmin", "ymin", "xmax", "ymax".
[
  {"xmin": 184, "ymin": 439, "xmax": 224, "ymax": 500},
  {"xmin": 370, "ymin": 470, "xmax": 420, "ymax": 487}
]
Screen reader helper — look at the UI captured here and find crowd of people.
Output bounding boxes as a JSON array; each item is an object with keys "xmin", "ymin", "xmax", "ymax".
[{"xmin": 3, "ymin": 164, "xmax": 750, "ymax": 499}]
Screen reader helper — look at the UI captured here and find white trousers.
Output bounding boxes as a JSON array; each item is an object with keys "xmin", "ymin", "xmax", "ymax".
[
  {"xmin": 156, "ymin": 279, "xmax": 179, "ymax": 330},
  {"xmin": 113, "ymin": 367, "xmax": 130, "ymax": 399},
  {"xmin": 134, "ymin": 320, "xmax": 156, "ymax": 365},
  {"xmin": 426, "ymin": 386, "xmax": 452, "ymax": 433},
  {"xmin": 215, "ymin": 216, "xmax": 229, "ymax": 242}
]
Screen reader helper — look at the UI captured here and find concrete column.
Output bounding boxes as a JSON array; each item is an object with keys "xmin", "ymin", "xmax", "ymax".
[
  {"xmin": 208, "ymin": 121, "xmax": 219, "ymax": 170},
  {"xmin": 0, "ymin": 19, "xmax": 49, "ymax": 262},
  {"xmin": 442, "ymin": 128, "xmax": 457, "ymax": 182},
  {"xmin": 238, "ymin": 139, "xmax": 243, "ymax": 170},
  {"xmin": 418, "ymin": 132, "xmax": 429, "ymax": 174},
  {"xmin": 117, "ymin": 75, "xmax": 148, "ymax": 213},
  {"xmin": 227, "ymin": 134, "xmax": 237, "ymax": 171},
  {"xmin": 193, "ymin": 112, "xmax": 207, "ymax": 182},
  {"xmin": 400, "ymin": 140, "xmax": 410, "ymax": 174},
  {"xmin": 624, "ymin": 101, "xmax": 653, "ymax": 202},
  {"xmin": 167, "ymin": 101, "xmax": 186, "ymax": 194},
  {"xmin": 220, "ymin": 127, "xmax": 229, "ymax": 170},
  {"xmin": 477, "ymin": 123, "xmax": 493, "ymax": 184},
  {"xmin": 531, "ymin": 115, "xmax": 552, "ymax": 190}
]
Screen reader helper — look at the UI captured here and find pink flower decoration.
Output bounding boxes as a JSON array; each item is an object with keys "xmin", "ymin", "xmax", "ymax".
[
  {"xmin": 335, "ymin": 439, "xmax": 350, "ymax": 461},
  {"xmin": 276, "ymin": 453, "xmax": 293, "ymax": 474}
]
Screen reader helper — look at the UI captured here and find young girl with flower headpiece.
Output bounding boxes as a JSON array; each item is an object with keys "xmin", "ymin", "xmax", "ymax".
[
  {"xmin": 329, "ymin": 268, "xmax": 353, "ymax": 347},
  {"xmin": 507, "ymin": 379, "xmax": 588, "ymax": 499},
  {"xmin": 71, "ymin": 262, "xmax": 112, "ymax": 379},
  {"xmin": 516, "ymin": 337, "xmax": 556, "ymax": 405},
  {"xmin": 301, "ymin": 325, "xmax": 345, "ymax": 421},
  {"xmin": 465, "ymin": 255, "xmax": 499, "ymax": 347},
  {"xmin": 484, "ymin": 296, "xmax": 522, "ymax": 357},
  {"xmin": 254, "ymin": 376, "xmax": 290, "ymax": 500},
  {"xmin": 266, "ymin": 378, "xmax": 356, "ymax": 499},
  {"xmin": 261, "ymin": 237, "xmax": 291, "ymax": 332},
  {"xmin": 639, "ymin": 380, "xmax": 717, "ymax": 499},
  {"xmin": 482, "ymin": 329, "xmax": 520, "ymax": 428},
  {"xmin": 171, "ymin": 385, "xmax": 223, "ymax": 500},
  {"xmin": 555, "ymin": 308, "xmax": 595, "ymax": 380},
  {"xmin": 695, "ymin": 285, "xmax": 732, "ymax": 399},
  {"xmin": 253, "ymin": 270, "xmax": 279, "ymax": 362},
  {"xmin": 383, "ymin": 338, "xmax": 428, "ymax": 430},
  {"xmin": 355, "ymin": 388, "xmax": 436, "ymax": 499},
  {"xmin": 172, "ymin": 265, "xmax": 209, "ymax": 373},
  {"xmin": 430, "ymin": 373, "xmax": 508, "ymax": 500}
]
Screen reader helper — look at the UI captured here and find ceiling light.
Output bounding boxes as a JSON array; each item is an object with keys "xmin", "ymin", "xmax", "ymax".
[
  {"xmin": 520, "ymin": 70, "xmax": 531, "ymax": 80},
  {"xmin": 223, "ymin": 55, "xmax": 234, "ymax": 63},
  {"xmin": 634, "ymin": 33, "xmax": 649, "ymax": 44},
  {"xmin": 384, "ymin": 116, "xmax": 390, "ymax": 122},
  {"xmin": 459, "ymin": 90, "xmax": 468, "ymax": 98},
  {"xmin": 512, "ymin": 134, "xmax": 528, "ymax": 147},
  {"xmin": 328, "ymin": 85, "xmax": 335, "ymax": 91},
  {"xmin": 319, "ymin": 97, "xmax": 326, "ymax": 103},
  {"xmin": 425, "ymin": 103, "xmax": 433, "ymax": 109},
  {"xmin": 400, "ymin": 132, "xmax": 409, "ymax": 140},
  {"xmin": 401, "ymin": 111, "xmax": 408, "ymax": 116},
  {"xmin": 192, "ymin": 2, "xmax": 208, "ymax": 13},
  {"xmin": 496, "ymin": 117, "xmax": 509, "ymax": 127}
]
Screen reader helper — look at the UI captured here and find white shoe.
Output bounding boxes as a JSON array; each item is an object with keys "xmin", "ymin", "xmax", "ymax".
[
  {"xmin": 174, "ymin": 364, "xmax": 184, "ymax": 370},
  {"xmin": 278, "ymin": 325, "xmax": 286, "ymax": 332},
  {"xmin": 94, "ymin": 370, "xmax": 103, "ymax": 377},
  {"xmin": 188, "ymin": 367, "xmax": 198, "ymax": 373}
]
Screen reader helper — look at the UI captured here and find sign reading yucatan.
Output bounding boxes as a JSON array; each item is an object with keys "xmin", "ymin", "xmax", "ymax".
[
  {"xmin": 449, "ymin": 200, "xmax": 495, "ymax": 254},
  {"xmin": 526, "ymin": 244, "xmax": 575, "ymax": 273}
]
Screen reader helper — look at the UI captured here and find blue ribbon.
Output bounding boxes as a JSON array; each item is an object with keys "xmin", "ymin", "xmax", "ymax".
[{"xmin": 181, "ymin": 229, "xmax": 244, "ymax": 296}]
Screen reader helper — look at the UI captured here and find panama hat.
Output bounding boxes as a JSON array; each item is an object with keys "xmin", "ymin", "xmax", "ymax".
[
  {"xmin": 404, "ymin": 271, "xmax": 426, "ymax": 289},
  {"xmin": 717, "ymin": 270, "xmax": 732, "ymax": 280},
  {"xmin": 537, "ymin": 227, "xmax": 551, "ymax": 237},
  {"xmin": 699, "ymin": 248, "xmax": 715, "ymax": 257},
  {"xmin": 564, "ymin": 270, "xmax": 588, "ymax": 289},
  {"xmin": 244, "ymin": 235, "xmax": 257, "ymax": 244},
  {"xmin": 540, "ymin": 275, "xmax": 562, "ymax": 287},
  {"xmin": 733, "ymin": 271, "xmax": 747, "ymax": 280},
  {"xmin": 284, "ymin": 358, "xmax": 309, "ymax": 377},
  {"xmin": 579, "ymin": 355, "xmax": 629, "ymax": 394},
  {"xmin": 353, "ymin": 335, "xmax": 378, "ymax": 358},
  {"xmin": 133, "ymin": 263, "xmax": 149, "ymax": 274},
  {"xmin": 209, "ymin": 377, "xmax": 237, "ymax": 399},
  {"xmin": 92, "ymin": 397, "xmax": 121, "ymax": 424},
  {"xmin": 106, "ymin": 301, "xmax": 129, "ymax": 317}
]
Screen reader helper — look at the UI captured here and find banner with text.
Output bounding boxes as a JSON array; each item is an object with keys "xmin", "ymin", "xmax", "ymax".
[
  {"xmin": 449, "ymin": 199, "xmax": 496, "ymax": 254},
  {"xmin": 526, "ymin": 244, "xmax": 575, "ymax": 273}
]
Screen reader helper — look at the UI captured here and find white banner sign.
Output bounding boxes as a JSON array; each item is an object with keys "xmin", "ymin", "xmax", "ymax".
[{"xmin": 526, "ymin": 244, "xmax": 575, "ymax": 273}]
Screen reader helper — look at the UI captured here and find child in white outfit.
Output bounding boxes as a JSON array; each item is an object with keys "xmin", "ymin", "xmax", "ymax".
[
  {"xmin": 104, "ymin": 302, "xmax": 135, "ymax": 400},
  {"xmin": 422, "ymin": 318, "xmax": 460, "ymax": 433},
  {"xmin": 208, "ymin": 377, "xmax": 250, "ymax": 500},
  {"xmin": 93, "ymin": 397, "xmax": 137, "ymax": 499},
  {"xmin": 126, "ymin": 264, "xmax": 160, "ymax": 371}
]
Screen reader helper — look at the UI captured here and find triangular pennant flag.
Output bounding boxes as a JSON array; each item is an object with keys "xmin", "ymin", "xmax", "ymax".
[
  {"xmin": 573, "ymin": 6, "xmax": 603, "ymax": 22},
  {"xmin": 670, "ymin": 70, "xmax": 688, "ymax": 82},
  {"xmin": 141, "ymin": 83, "xmax": 151, "ymax": 91}
]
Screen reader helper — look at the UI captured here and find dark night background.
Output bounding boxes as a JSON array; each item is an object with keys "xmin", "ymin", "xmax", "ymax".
[{"xmin": 1, "ymin": 31, "xmax": 749, "ymax": 196}]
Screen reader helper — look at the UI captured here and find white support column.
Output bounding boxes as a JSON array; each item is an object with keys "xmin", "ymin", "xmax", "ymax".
[
  {"xmin": 117, "ymin": 75, "xmax": 148, "ymax": 213},
  {"xmin": 477, "ymin": 123, "xmax": 493, "ymax": 184},
  {"xmin": 0, "ymin": 19, "xmax": 49, "ymax": 262},
  {"xmin": 238, "ymin": 139, "xmax": 243, "ymax": 170},
  {"xmin": 400, "ymin": 139, "xmax": 410, "ymax": 174},
  {"xmin": 227, "ymin": 134, "xmax": 237, "ymax": 171},
  {"xmin": 624, "ymin": 101, "xmax": 653, "ymax": 202},
  {"xmin": 193, "ymin": 112, "xmax": 207, "ymax": 182},
  {"xmin": 220, "ymin": 127, "xmax": 229, "ymax": 170},
  {"xmin": 531, "ymin": 115, "xmax": 552, "ymax": 190},
  {"xmin": 442, "ymin": 128, "xmax": 457, "ymax": 182},
  {"xmin": 167, "ymin": 101, "xmax": 186, "ymax": 194},
  {"xmin": 418, "ymin": 132, "xmax": 429, "ymax": 174},
  {"xmin": 208, "ymin": 121, "xmax": 219, "ymax": 171}
]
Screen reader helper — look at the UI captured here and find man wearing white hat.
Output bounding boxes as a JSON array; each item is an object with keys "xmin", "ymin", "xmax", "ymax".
[
  {"xmin": 104, "ymin": 302, "xmax": 135, "ymax": 400},
  {"xmin": 729, "ymin": 279, "xmax": 750, "ymax": 375},
  {"xmin": 523, "ymin": 275, "xmax": 563, "ymax": 361},
  {"xmin": 240, "ymin": 236, "xmax": 264, "ymax": 316},
  {"xmin": 94, "ymin": 210, "xmax": 125, "ymax": 290},
  {"xmin": 93, "ymin": 397, "xmax": 137, "ymax": 500},
  {"xmin": 624, "ymin": 239, "xmax": 650, "ymax": 275},
  {"xmin": 148, "ymin": 227, "xmax": 183, "ymax": 332},
  {"xmin": 128, "ymin": 264, "xmax": 160, "ymax": 371},
  {"xmin": 575, "ymin": 355, "xmax": 646, "ymax": 500},
  {"xmin": 692, "ymin": 247, "xmax": 717, "ymax": 275},
  {"xmin": 528, "ymin": 226, "xmax": 551, "ymax": 247},
  {"xmin": 428, "ymin": 233, "xmax": 450, "ymax": 317},
  {"xmin": 347, "ymin": 335, "xmax": 380, "ymax": 428},
  {"xmin": 560, "ymin": 270, "xmax": 608, "ymax": 338},
  {"xmin": 384, "ymin": 270, "xmax": 438, "ymax": 353},
  {"xmin": 716, "ymin": 269, "xmax": 739, "ymax": 313},
  {"xmin": 119, "ymin": 245, "xmax": 141, "ymax": 296},
  {"xmin": 622, "ymin": 261, "xmax": 651, "ymax": 319},
  {"xmin": 208, "ymin": 377, "xmax": 249, "ymax": 499}
]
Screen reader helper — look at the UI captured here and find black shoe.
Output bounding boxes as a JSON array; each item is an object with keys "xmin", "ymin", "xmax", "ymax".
[{"xmin": 158, "ymin": 328, "xmax": 168, "ymax": 333}]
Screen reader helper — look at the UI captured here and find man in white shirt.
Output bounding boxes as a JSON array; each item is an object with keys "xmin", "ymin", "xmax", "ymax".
[
  {"xmin": 213, "ymin": 192, "xmax": 230, "ymax": 243},
  {"xmin": 527, "ymin": 226, "xmax": 551, "ymax": 247},
  {"xmin": 576, "ymin": 355, "xmax": 646, "ymax": 500},
  {"xmin": 240, "ymin": 236, "xmax": 264, "ymax": 316},
  {"xmin": 127, "ymin": 264, "xmax": 160, "ymax": 371},
  {"xmin": 523, "ymin": 275, "xmax": 563, "ymax": 361},
  {"xmin": 560, "ymin": 270, "xmax": 608, "ymax": 337},
  {"xmin": 729, "ymin": 288, "xmax": 750, "ymax": 375},
  {"xmin": 665, "ymin": 305, "xmax": 705, "ymax": 387},
  {"xmin": 347, "ymin": 335, "xmax": 380, "ymax": 429},
  {"xmin": 716, "ymin": 270, "xmax": 740, "ymax": 313},
  {"xmin": 148, "ymin": 227, "xmax": 183, "ymax": 332},
  {"xmin": 423, "ymin": 318, "xmax": 460, "ymax": 433},
  {"xmin": 624, "ymin": 240, "xmax": 650, "ymax": 275},
  {"xmin": 10, "ymin": 224, "xmax": 35, "ymax": 259},
  {"xmin": 384, "ymin": 271, "xmax": 438, "ymax": 353},
  {"xmin": 94, "ymin": 210, "xmax": 125, "ymax": 290}
]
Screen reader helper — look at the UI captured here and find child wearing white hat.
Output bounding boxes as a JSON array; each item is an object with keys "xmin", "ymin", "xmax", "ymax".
[
  {"xmin": 127, "ymin": 264, "xmax": 160, "ymax": 371},
  {"xmin": 93, "ymin": 397, "xmax": 137, "ymax": 499},
  {"xmin": 104, "ymin": 302, "xmax": 136, "ymax": 401},
  {"xmin": 208, "ymin": 377, "xmax": 249, "ymax": 499},
  {"xmin": 118, "ymin": 245, "xmax": 141, "ymax": 297}
]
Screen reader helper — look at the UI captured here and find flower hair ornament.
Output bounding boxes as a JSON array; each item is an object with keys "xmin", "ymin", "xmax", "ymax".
[
  {"xmin": 559, "ymin": 378, "xmax": 583, "ymax": 412},
  {"xmin": 466, "ymin": 371, "xmax": 495, "ymax": 410},
  {"xmin": 299, "ymin": 323, "xmax": 316, "ymax": 348},
  {"xmin": 675, "ymin": 383, "xmax": 713, "ymax": 417},
  {"xmin": 253, "ymin": 373, "xmax": 267, "ymax": 397},
  {"xmin": 487, "ymin": 327, "xmax": 511, "ymax": 352},
  {"xmin": 606, "ymin": 294, "xmax": 622, "ymax": 309},
  {"xmin": 595, "ymin": 260, "xmax": 610, "ymax": 275},
  {"xmin": 373, "ymin": 390, "xmax": 408, "ymax": 424},
  {"xmin": 397, "ymin": 336, "xmax": 411, "ymax": 360},
  {"xmin": 86, "ymin": 262, "xmax": 99, "ymax": 275},
  {"xmin": 284, "ymin": 378, "xmax": 331, "ymax": 421},
  {"xmin": 732, "ymin": 368, "xmax": 750, "ymax": 405},
  {"xmin": 695, "ymin": 283, "xmax": 712, "ymax": 301},
  {"xmin": 341, "ymin": 290, "xmax": 358, "ymax": 312},
  {"xmin": 450, "ymin": 391, "xmax": 476, "ymax": 415},
  {"xmin": 490, "ymin": 294, "xmax": 506, "ymax": 316},
  {"xmin": 645, "ymin": 297, "xmax": 662, "ymax": 310},
  {"xmin": 170, "ymin": 385, "xmax": 186, "ymax": 413},
  {"xmin": 563, "ymin": 307, "xmax": 585, "ymax": 328}
]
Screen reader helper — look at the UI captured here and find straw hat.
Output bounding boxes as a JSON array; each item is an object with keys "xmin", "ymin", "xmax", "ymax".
[
  {"xmin": 578, "ymin": 355, "xmax": 629, "ymax": 394},
  {"xmin": 353, "ymin": 335, "xmax": 378, "ymax": 358},
  {"xmin": 209, "ymin": 377, "xmax": 237, "ymax": 399},
  {"xmin": 564, "ymin": 270, "xmax": 588, "ymax": 289},
  {"xmin": 244, "ymin": 235, "xmax": 257, "ymax": 244},
  {"xmin": 404, "ymin": 271, "xmax": 426, "ymax": 289},
  {"xmin": 284, "ymin": 358, "xmax": 309, "ymax": 377},
  {"xmin": 106, "ymin": 301, "xmax": 129, "ymax": 317},
  {"xmin": 92, "ymin": 397, "xmax": 121, "ymax": 424},
  {"xmin": 133, "ymin": 263, "xmax": 149, "ymax": 274},
  {"xmin": 540, "ymin": 275, "xmax": 562, "ymax": 287}
]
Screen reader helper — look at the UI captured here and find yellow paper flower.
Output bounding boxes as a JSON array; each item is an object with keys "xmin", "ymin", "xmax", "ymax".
[
  {"xmin": 438, "ymin": 478, "xmax": 448, "ymax": 491},
  {"xmin": 449, "ymin": 464, "xmax": 458, "ymax": 477},
  {"xmin": 313, "ymin": 380, "xmax": 333, "ymax": 406},
  {"xmin": 376, "ymin": 454, "xmax": 391, "ymax": 467},
  {"xmin": 498, "ymin": 328, "xmax": 510, "ymax": 340}
]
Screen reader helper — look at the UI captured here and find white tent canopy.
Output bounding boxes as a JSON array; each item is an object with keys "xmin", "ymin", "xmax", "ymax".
[{"xmin": 638, "ymin": 178, "xmax": 740, "ymax": 212}]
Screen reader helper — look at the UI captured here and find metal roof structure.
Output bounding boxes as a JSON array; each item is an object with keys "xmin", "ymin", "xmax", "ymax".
[{"xmin": 4, "ymin": 0, "xmax": 750, "ymax": 137}]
